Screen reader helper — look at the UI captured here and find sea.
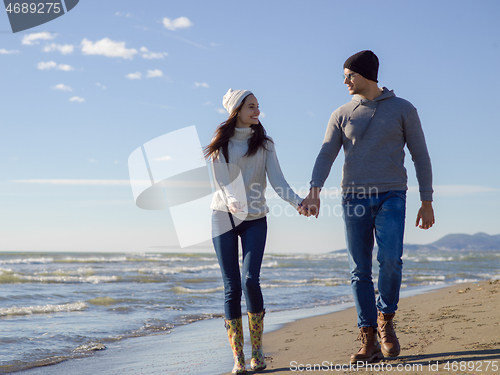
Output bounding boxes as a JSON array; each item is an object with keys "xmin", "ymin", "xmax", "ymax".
[{"xmin": 1, "ymin": 248, "xmax": 499, "ymax": 374}]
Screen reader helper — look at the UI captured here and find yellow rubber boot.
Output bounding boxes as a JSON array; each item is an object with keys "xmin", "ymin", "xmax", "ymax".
[
  {"xmin": 225, "ymin": 317, "xmax": 247, "ymax": 374},
  {"xmin": 248, "ymin": 310, "xmax": 266, "ymax": 371}
]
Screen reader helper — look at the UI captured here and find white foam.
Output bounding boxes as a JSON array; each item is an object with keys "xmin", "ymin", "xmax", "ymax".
[{"xmin": 0, "ymin": 301, "xmax": 88, "ymax": 316}]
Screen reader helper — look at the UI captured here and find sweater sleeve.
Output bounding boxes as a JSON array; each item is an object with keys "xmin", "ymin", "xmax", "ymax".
[
  {"xmin": 265, "ymin": 140, "xmax": 303, "ymax": 208},
  {"xmin": 310, "ymin": 111, "xmax": 343, "ymax": 188},
  {"xmin": 404, "ymin": 108, "xmax": 433, "ymax": 201},
  {"xmin": 211, "ymin": 151, "xmax": 239, "ymax": 205}
]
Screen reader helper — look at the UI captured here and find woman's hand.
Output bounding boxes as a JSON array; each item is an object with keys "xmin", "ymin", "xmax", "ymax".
[{"xmin": 228, "ymin": 202, "xmax": 245, "ymax": 214}]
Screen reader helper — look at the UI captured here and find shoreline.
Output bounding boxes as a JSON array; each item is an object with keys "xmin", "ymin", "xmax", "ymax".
[{"xmin": 14, "ymin": 281, "xmax": 500, "ymax": 375}]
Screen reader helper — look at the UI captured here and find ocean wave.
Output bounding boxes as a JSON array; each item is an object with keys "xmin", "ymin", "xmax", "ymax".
[
  {"xmin": 264, "ymin": 252, "xmax": 347, "ymax": 261},
  {"xmin": 427, "ymin": 281, "xmax": 447, "ymax": 285},
  {"xmin": 413, "ymin": 275, "xmax": 446, "ymax": 281},
  {"xmin": 73, "ymin": 342, "xmax": 106, "ymax": 353},
  {"xmin": 0, "ymin": 257, "xmax": 55, "ymax": 265},
  {"xmin": 454, "ymin": 278, "xmax": 481, "ymax": 284},
  {"xmin": 87, "ymin": 297, "xmax": 119, "ymax": 306},
  {"xmin": 407, "ymin": 256, "xmax": 455, "ymax": 263},
  {"xmin": 0, "ymin": 273, "xmax": 119, "ymax": 284},
  {"xmin": 170, "ymin": 286, "xmax": 223, "ymax": 294},
  {"xmin": 261, "ymin": 261, "xmax": 281, "ymax": 268},
  {"xmin": 261, "ymin": 283, "xmax": 307, "ymax": 289},
  {"xmin": 55, "ymin": 256, "xmax": 128, "ymax": 263},
  {"xmin": 136, "ymin": 264, "xmax": 220, "ymax": 275},
  {"xmin": 0, "ymin": 301, "xmax": 88, "ymax": 316}
]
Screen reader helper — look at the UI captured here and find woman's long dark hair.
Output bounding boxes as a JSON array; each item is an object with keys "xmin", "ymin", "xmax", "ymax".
[{"xmin": 203, "ymin": 95, "xmax": 272, "ymax": 162}]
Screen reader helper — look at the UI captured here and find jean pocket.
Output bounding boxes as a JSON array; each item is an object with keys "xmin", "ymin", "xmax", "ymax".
[
  {"xmin": 341, "ymin": 193, "xmax": 353, "ymax": 204},
  {"xmin": 390, "ymin": 190, "xmax": 407, "ymax": 200}
]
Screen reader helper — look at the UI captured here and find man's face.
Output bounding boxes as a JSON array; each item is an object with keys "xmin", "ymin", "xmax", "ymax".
[{"xmin": 343, "ymin": 68, "xmax": 368, "ymax": 96}]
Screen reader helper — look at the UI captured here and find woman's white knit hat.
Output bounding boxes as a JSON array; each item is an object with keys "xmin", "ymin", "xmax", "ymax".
[{"xmin": 222, "ymin": 88, "xmax": 252, "ymax": 114}]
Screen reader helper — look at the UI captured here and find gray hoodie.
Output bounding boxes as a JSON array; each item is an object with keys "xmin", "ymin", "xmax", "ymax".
[{"xmin": 311, "ymin": 87, "xmax": 433, "ymax": 201}]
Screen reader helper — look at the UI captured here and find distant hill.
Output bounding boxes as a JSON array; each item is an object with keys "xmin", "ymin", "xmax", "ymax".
[{"xmin": 404, "ymin": 232, "xmax": 500, "ymax": 251}]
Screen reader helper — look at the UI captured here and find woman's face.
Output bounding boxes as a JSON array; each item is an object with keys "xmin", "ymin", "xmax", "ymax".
[{"xmin": 236, "ymin": 95, "xmax": 260, "ymax": 128}]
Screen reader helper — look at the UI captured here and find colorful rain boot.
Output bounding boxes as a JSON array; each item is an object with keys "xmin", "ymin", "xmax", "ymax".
[
  {"xmin": 248, "ymin": 310, "xmax": 266, "ymax": 371},
  {"xmin": 225, "ymin": 317, "xmax": 247, "ymax": 374}
]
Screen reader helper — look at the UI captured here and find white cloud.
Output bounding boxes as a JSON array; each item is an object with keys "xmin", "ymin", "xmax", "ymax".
[
  {"xmin": 43, "ymin": 43, "xmax": 74, "ymax": 55},
  {"xmin": 162, "ymin": 16, "xmax": 193, "ymax": 31},
  {"xmin": 53, "ymin": 83, "xmax": 73, "ymax": 91},
  {"xmin": 87, "ymin": 158, "xmax": 97, "ymax": 163},
  {"xmin": 69, "ymin": 96, "xmax": 85, "ymax": 103},
  {"xmin": 22, "ymin": 31, "xmax": 56, "ymax": 45},
  {"xmin": 146, "ymin": 69, "xmax": 164, "ymax": 78},
  {"xmin": 96, "ymin": 83, "xmax": 106, "ymax": 89},
  {"xmin": 11, "ymin": 179, "xmax": 132, "ymax": 186},
  {"xmin": 0, "ymin": 48, "xmax": 20, "ymax": 54},
  {"xmin": 57, "ymin": 64, "xmax": 74, "ymax": 71},
  {"xmin": 81, "ymin": 38, "xmax": 137, "ymax": 60},
  {"xmin": 37, "ymin": 61, "xmax": 74, "ymax": 71},
  {"xmin": 216, "ymin": 108, "xmax": 226, "ymax": 114},
  {"xmin": 115, "ymin": 12, "xmax": 132, "ymax": 17},
  {"xmin": 37, "ymin": 61, "xmax": 57, "ymax": 70},
  {"xmin": 140, "ymin": 46, "xmax": 168, "ymax": 59},
  {"xmin": 195, "ymin": 82, "xmax": 209, "ymax": 88},
  {"xmin": 126, "ymin": 72, "xmax": 142, "ymax": 80}
]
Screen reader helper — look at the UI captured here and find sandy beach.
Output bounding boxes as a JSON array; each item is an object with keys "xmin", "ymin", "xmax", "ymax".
[
  {"xmin": 17, "ymin": 280, "xmax": 499, "ymax": 375},
  {"xmin": 259, "ymin": 280, "xmax": 499, "ymax": 375}
]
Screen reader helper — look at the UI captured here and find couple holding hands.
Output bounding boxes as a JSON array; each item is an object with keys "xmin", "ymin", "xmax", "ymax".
[{"xmin": 203, "ymin": 50, "xmax": 435, "ymax": 374}]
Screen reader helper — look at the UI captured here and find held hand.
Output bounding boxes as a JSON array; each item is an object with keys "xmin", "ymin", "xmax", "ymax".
[
  {"xmin": 228, "ymin": 202, "xmax": 245, "ymax": 214},
  {"xmin": 298, "ymin": 188, "xmax": 321, "ymax": 218},
  {"xmin": 415, "ymin": 201, "xmax": 435, "ymax": 229}
]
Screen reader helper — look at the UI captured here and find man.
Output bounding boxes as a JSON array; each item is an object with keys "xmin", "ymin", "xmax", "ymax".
[{"xmin": 300, "ymin": 50, "xmax": 435, "ymax": 363}]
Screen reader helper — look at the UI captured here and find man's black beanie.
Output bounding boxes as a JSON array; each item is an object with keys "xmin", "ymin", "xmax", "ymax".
[{"xmin": 343, "ymin": 50, "xmax": 379, "ymax": 82}]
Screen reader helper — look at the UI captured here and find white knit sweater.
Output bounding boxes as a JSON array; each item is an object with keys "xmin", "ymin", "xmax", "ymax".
[{"xmin": 210, "ymin": 127, "xmax": 302, "ymax": 220}]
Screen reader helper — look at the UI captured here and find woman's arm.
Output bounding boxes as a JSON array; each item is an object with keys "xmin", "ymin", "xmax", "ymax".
[{"xmin": 265, "ymin": 140, "xmax": 302, "ymax": 208}]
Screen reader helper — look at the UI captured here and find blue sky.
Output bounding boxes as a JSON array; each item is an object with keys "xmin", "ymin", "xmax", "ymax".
[{"xmin": 1, "ymin": 0, "xmax": 499, "ymax": 253}]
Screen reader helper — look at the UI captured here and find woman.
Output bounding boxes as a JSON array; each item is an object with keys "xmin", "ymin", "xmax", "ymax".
[{"xmin": 204, "ymin": 89, "xmax": 303, "ymax": 374}]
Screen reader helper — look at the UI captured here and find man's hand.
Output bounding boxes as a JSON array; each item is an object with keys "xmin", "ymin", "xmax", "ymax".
[
  {"xmin": 298, "ymin": 187, "xmax": 321, "ymax": 218},
  {"xmin": 415, "ymin": 200, "xmax": 435, "ymax": 229}
]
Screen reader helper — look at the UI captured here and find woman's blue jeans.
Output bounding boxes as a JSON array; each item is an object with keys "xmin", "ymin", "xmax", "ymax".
[
  {"xmin": 342, "ymin": 190, "xmax": 406, "ymax": 328},
  {"xmin": 212, "ymin": 210, "xmax": 267, "ymax": 320}
]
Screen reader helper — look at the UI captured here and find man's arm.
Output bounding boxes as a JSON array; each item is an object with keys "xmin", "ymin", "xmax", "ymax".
[
  {"xmin": 299, "ymin": 112, "xmax": 343, "ymax": 217},
  {"xmin": 403, "ymin": 107, "xmax": 435, "ymax": 229}
]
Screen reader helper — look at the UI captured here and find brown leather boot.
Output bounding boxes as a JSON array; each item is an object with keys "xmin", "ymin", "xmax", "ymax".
[
  {"xmin": 350, "ymin": 327, "xmax": 383, "ymax": 364},
  {"xmin": 377, "ymin": 311, "xmax": 400, "ymax": 357}
]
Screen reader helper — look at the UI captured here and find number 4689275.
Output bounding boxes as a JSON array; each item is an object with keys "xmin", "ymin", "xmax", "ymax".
[{"xmin": 5, "ymin": 3, "xmax": 61, "ymax": 14}]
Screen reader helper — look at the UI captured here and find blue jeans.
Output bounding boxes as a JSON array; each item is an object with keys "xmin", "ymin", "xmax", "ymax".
[
  {"xmin": 342, "ymin": 190, "xmax": 406, "ymax": 328},
  {"xmin": 212, "ymin": 210, "xmax": 267, "ymax": 320}
]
